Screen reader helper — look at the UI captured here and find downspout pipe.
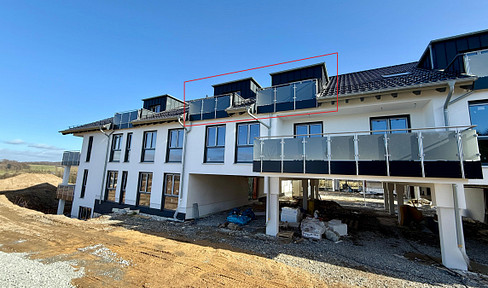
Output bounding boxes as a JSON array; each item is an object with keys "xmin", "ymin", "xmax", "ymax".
[
  {"xmin": 443, "ymin": 80, "xmax": 456, "ymax": 129},
  {"xmin": 99, "ymin": 124, "xmax": 113, "ymax": 205},
  {"xmin": 173, "ymin": 114, "xmax": 190, "ymax": 221},
  {"xmin": 247, "ymin": 106, "xmax": 270, "ymax": 129},
  {"xmin": 442, "ymin": 80, "xmax": 470, "ymax": 267}
]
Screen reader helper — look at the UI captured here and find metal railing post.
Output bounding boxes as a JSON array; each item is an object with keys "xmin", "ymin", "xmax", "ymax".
[
  {"xmin": 384, "ymin": 133, "xmax": 390, "ymax": 177},
  {"xmin": 273, "ymin": 88, "xmax": 277, "ymax": 113},
  {"xmin": 293, "ymin": 84, "xmax": 297, "ymax": 110},
  {"xmin": 456, "ymin": 129, "xmax": 465, "ymax": 178},
  {"xmin": 280, "ymin": 138, "xmax": 285, "ymax": 174},
  {"xmin": 327, "ymin": 135, "xmax": 332, "ymax": 174},
  {"xmin": 418, "ymin": 131, "xmax": 425, "ymax": 177},
  {"xmin": 302, "ymin": 137, "xmax": 307, "ymax": 173},
  {"xmin": 260, "ymin": 139, "xmax": 264, "ymax": 173},
  {"xmin": 354, "ymin": 134, "xmax": 359, "ymax": 175}
]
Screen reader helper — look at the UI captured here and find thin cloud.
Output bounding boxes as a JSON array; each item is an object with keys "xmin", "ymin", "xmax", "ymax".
[
  {"xmin": 3, "ymin": 139, "xmax": 26, "ymax": 145},
  {"xmin": 28, "ymin": 143, "xmax": 65, "ymax": 151},
  {"xmin": 0, "ymin": 148, "xmax": 63, "ymax": 162}
]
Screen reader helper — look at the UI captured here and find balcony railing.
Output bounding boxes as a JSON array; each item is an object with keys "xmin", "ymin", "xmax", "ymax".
[
  {"xmin": 256, "ymin": 79, "xmax": 318, "ymax": 114},
  {"xmin": 253, "ymin": 126, "xmax": 483, "ymax": 179},
  {"xmin": 56, "ymin": 184, "xmax": 75, "ymax": 201},
  {"xmin": 188, "ymin": 93, "xmax": 244, "ymax": 121},
  {"xmin": 445, "ymin": 49, "xmax": 488, "ymax": 77},
  {"xmin": 61, "ymin": 151, "xmax": 80, "ymax": 166}
]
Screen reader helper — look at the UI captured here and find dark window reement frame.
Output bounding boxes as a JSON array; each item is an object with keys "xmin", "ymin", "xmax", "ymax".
[
  {"xmin": 80, "ymin": 169, "xmax": 88, "ymax": 198},
  {"xmin": 142, "ymin": 131, "xmax": 157, "ymax": 162},
  {"xmin": 469, "ymin": 100, "xmax": 488, "ymax": 165},
  {"xmin": 120, "ymin": 171, "xmax": 128, "ymax": 204},
  {"xmin": 124, "ymin": 133, "xmax": 132, "ymax": 162},
  {"xmin": 86, "ymin": 136, "xmax": 93, "ymax": 162},
  {"xmin": 294, "ymin": 122, "xmax": 323, "ymax": 138},
  {"xmin": 235, "ymin": 122, "xmax": 260, "ymax": 163},
  {"xmin": 110, "ymin": 134, "xmax": 123, "ymax": 162},
  {"xmin": 105, "ymin": 170, "xmax": 118, "ymax": 202},
  {"xmin": 205, "ymin": 125, "xmax": 226, "ymax": 163},
  {"xmin": 370, "ymin": 115, "xmax": 411, "ymax": 134},
  {"xmin": 166, "ymin": 128, "xmax": 184, "ymax": 162},
  {"xmin": 137, "ymin": 172, "xmax": 152, "ymax": 207},
  {"xmin": 162, "ymin": 173, "xmax": 180, "ymax": 211}
]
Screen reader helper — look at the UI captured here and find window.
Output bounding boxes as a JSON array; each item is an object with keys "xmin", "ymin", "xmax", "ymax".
[
  {"xmin": 469, "ymin": 101, "xmax": 488, "ymax": 165},
  {"xmin": 150, "ymin": 104, "xmax": 161, "ymax": 113},
  {"xmin": 236, "ymin": 122, "xmax": 260, "ymax": 163},
  {"xmin": 124, "ymin": 133, "xmax": 132, "ymax": 162},
  {"xmin": 105, "ymin": 171, "xmax": 118, "ymax": 202},
  {"xmin": 205, "ymin": 125, "xmax": 226, "ymax": 163},
  {"xmin": 86, "ymin": 136, "xmax": 93, "ymax": 162},
  {"xmin": 370, "ymin": 115, "xmax": 410, "ymax": 134},
  {"xmin": 142, "ymin": 131, "xmax": 157, "ymax": 162},
  {"xmin": 78, "ymin": 206, "xmax": 92, "ymax": 220},
  {"xmin": 120, "ymin": 171, "xmax": 128, "ymax": 204},
  {"xmin": 137, "ymin": 172, "xmax": 152, "ymax": 207},
  {"xmin": 110, "ymin": 134, "xmax": 122, "ymax": 162},
  {"xmin": 167, "ymin": 129, "xmax": 184, "ymax": 162},
  {"xmin": 80, "ymin": 169, "xmax": 88, "ymax": 198},
  {"xmin": 163, "ymin": 173, "xmax": 180, "ymax": 210},
  {"xmin": 294, "ymin": 122, "xmax": 323, "ymax": 138}
]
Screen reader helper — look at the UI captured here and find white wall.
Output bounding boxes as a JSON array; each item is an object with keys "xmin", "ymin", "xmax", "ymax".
[
  {"xmin": 185, "ymin": 174, "xmax": 250, "ymax": 218},
  {"xmin": 464, "ymin": 188, "xmax": 486, "ymax": 222}
]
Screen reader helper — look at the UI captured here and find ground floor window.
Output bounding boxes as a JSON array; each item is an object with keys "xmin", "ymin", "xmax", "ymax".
[
  {"xmin": 137, "ymin": 172, "xmax": 152, "ymax": 207},
  {"xmin": 78, "ymin": 206, "xmax": 92, "ymax": 220},
  {"xmin": 105, "ymin": 171, "xmax": 118, "ymax": 202},
  {"xmin": 120, "ymin": 171, "xmax": 128, "ymax": 204},
  {"xmin": 163, "ymin": 173, "xmax": 180, "ymax": 210}
]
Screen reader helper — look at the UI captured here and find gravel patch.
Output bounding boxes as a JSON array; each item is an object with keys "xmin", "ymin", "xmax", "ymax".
[{"xmin": 0, "ymin": 251, "xmax": 84, "ymax": 288}]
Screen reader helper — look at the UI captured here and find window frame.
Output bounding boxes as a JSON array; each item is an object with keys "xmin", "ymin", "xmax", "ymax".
[
  {"xmin": 204, "ymin": 124, "xmax": 226, "ymax": 163},
  {"xmin": 166, "ymin": 128, "xmax": 184, "ymax": 163},
  {"xmin": 109, "ymin": 134, "xmax": 123, "ymax": 162},
  {"xmin": 369, "ymin": 115, "xmax": 411, "ymax": 134},
  {"xmin": 293, "ymin": 121, "xmax": 323, "ymax": 138},
  {"xmin": 137, "ymin": 172, "xmax": 153, "ymax": 207},
  {"xmin": 235, "ymin": 122, "xmax": 260, "ymax": 163},
  {"xmin": 105, "ymin": 170, "xmax": 118, "ymax": 202},
  {"xmin": 86, "ymin": 136, "xmax": 93, "ymax": 162},
  {"xmin": 80, "ymin": 169, "xmax": 88, "ymax": 198},
  {"xmin": 162, "ymin": 173, "xmax": 180, "ymax": 211},
  {"xmin": 141, "ymin": 131, "xmax": 157, "ymax": 162},
  {"xmin": 124, "ymin": 133, "xmax": 132, "ymax": 162},
  {"xmin": 150, "ymin": 104, "xmax": 161, "ymax": 113},
  {"xmin": 468, "ymin": 100, "xmax": 488, "ymax": 165},
  {"xmin": 119, "ymin": 171, "xmax": 128, "ymax": 204}
]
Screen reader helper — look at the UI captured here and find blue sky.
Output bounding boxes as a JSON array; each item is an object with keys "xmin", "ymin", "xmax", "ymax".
[{"xmin": 0, "ymin": 0, "xmax": 487, "ymax": 162}]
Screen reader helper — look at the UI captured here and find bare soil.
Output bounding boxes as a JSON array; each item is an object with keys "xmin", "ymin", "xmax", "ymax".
[{"xmin": 0, "ymin": 175, "xmax": 332, "ymax": 288}]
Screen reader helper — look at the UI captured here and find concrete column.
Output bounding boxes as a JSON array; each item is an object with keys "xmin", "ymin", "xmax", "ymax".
[
  {"xmin": 396, "ymin": 184, "xmax": 405, "ymax": 223},
  {"xmin": 57, "ymin": 199, "xmax": 65, "ymax": 215},
  {"xmin": 388, "ymin": 183, "xmax": 395, "ymax": 215},
  {"xmin": 383, "ymin": 182, "xmax": 389, "ymax": 211},
  {"xmin": 415, "ymin": 186, "xmax": 421, "ymax": 201},
  {"xmin": 302, "ymin": 179, "xmax": 308, "ymax": 211},
  {"xmin": 432, "ymin": 183, "xmax": 468, "ymax": 270},
  {"xmin": 62, "ymin": 165, "xmax": 71, "ymax": 185},
  {"xmin": 266, "ymin": 177, "xmax": 280, "ymax": 236}
]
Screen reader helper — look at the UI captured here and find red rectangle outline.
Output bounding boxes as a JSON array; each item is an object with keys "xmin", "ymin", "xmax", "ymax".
[{"xmin": 183, "ymin": 52, "xmax": 339, "ymax": 127}]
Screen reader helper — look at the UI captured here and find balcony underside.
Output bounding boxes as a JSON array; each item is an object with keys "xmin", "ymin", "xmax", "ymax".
[{"xmin": 253, "ymin": 160, "xmax": 483, "ymax": 179}]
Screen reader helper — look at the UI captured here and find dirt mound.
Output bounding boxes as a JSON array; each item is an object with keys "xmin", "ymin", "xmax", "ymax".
[{"xmin": 0, "ymin": 173, "xmax": 62, "ymax": 192}]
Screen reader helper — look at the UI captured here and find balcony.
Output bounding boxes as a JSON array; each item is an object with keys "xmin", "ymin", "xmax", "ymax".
[
  {"xmin": 189, "ymin": 93, "xmax": 245, "ymax": 121},
  {"xmin": 61, "ymin": 151, "xmax": 80, "ymax": 166},
  {"xmin": 253, "ymin": 126, "xmax": 483, "ymax": 179},
  {"xmin": 56, "ymin": 184, "xmax": 75, "ymax": 201},
  {"xmin": 256, "ymin": 79, "xmax": 318, "ymax": 114},
  {"xmin": 113, "ymin": 110, "xmax": 139, "ymax": 129},
  {"xmin": 445, "ymin": 49, "xmax": 488, "ymax": 77}
]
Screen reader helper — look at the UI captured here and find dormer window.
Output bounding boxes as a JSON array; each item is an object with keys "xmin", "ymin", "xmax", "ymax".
[{"xmin": 150, "ymin": 104, "xmax": 161, "ymax": 113}]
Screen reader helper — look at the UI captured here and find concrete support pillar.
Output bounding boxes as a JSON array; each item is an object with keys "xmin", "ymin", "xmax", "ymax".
[
  {"xmin": 266, "ymin": 177, "xmax": 280, "ymax": 236},
  {"xmin": 302, "ymin": 179, "xmax": 308, "ymax": 211},
  {"xmin": 388, "ymin": 183, "xmax": 395, "ymax": 215},
  {"xmin": 57, "ymin": 199, "xmax": 65, "ymax": 215},
  {"xmin": 415, "ymin": 186, "xmax": 421, "ymax": 201},
  {"xmin": 62, "ymin": 165, "xmax": 71, "ymax": 185},
  {"xmin": 432, "ymin": 183, "xmax": 468, "ymax": 270},
  {"xmin": 383, "ymin": 182, "xmax": 389, "ymax": 211},
  {"xmin": 396, "ymin": 184, "xmax": 405, "ymax": 223}
]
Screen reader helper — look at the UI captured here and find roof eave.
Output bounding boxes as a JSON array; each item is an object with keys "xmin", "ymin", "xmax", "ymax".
[{"xmin": 319, "ymin": 77, "xmax": 478, "ymax": 101}]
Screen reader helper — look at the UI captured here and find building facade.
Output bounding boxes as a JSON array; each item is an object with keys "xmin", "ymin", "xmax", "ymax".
[{"xmin": 61, "ymin": 30, "xmax": 488, "ymax": 270}]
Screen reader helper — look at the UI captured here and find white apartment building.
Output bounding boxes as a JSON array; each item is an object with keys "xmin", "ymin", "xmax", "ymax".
[{"xmin": 60, "ymin": 30, "xmax": 488, "ymax": 270}]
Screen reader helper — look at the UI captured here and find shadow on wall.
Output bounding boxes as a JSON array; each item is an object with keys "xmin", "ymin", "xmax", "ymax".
[{"xmin": 0, "ymin": 183, "xmax": 71, "ymax": 215}]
